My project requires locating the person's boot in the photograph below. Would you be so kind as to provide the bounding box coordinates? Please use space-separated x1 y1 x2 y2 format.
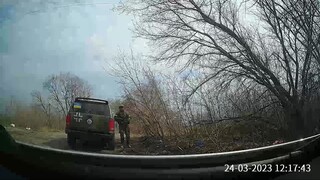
126 139 131 148
120 135 125 149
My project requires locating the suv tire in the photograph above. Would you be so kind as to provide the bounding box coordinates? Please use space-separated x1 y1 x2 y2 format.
67 134 76 149
107 135 115 150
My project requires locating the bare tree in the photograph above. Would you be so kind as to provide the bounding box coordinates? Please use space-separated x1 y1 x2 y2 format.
42 72 92 117
118 0 320 139
4 96 19 116
31 91 52 127
109 52 184 140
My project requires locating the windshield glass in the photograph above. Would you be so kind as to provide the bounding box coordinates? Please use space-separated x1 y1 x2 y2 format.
73 101 110 116
1 0 319 156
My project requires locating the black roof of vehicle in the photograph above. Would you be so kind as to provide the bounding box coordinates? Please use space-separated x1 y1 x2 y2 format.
75 97 108 104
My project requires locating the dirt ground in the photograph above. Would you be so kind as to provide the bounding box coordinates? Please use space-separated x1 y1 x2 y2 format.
5 127 168 155
5 126 278 155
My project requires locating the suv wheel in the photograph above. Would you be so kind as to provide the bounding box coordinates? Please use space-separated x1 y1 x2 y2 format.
107 135 115 150
67 134 76 149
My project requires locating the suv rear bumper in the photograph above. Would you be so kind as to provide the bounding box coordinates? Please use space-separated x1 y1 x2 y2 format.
66 129 114 142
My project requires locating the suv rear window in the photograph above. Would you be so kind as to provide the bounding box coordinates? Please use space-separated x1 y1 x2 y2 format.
72 101 110 116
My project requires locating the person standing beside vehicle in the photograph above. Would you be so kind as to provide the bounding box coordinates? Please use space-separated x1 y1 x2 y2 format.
114 105 131 148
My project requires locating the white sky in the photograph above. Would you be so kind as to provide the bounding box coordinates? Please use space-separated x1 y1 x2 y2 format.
0 0 152 111
0 0 261 112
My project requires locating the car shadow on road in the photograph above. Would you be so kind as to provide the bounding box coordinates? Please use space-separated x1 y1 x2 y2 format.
43 138 108 153
43 138 69 150
42 136 144 154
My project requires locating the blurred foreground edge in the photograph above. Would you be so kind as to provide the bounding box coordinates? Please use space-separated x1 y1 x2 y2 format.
0 125 320 180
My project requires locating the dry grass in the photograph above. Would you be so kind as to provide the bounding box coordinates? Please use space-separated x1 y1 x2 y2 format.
10 107 64 130
4 120 284 155
6 126 66 146
3 104 286 155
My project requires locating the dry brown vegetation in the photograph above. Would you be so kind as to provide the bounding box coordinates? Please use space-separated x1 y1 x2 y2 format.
4 104 64 130
115 0 320 142
107 52 292 153
2 0 320 154
2 72 92 131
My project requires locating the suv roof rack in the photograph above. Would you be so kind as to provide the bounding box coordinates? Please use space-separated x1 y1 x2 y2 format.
75 97 108 104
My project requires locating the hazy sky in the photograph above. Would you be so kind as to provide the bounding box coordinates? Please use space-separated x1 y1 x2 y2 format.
0 0 151 111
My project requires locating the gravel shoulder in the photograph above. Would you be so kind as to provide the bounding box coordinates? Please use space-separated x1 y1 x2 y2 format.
5 127 143 155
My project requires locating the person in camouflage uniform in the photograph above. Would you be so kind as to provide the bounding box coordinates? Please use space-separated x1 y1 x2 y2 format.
114 105 131 148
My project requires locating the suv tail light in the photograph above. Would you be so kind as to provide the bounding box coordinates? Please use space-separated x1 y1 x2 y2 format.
66 114 71 127
109 118 115 133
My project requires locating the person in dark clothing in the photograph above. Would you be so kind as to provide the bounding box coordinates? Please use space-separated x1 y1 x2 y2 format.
114 105 131 148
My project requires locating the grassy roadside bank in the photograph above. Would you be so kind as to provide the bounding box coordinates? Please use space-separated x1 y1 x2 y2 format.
5 127 66 147
3 124 284 155
4 126 144 155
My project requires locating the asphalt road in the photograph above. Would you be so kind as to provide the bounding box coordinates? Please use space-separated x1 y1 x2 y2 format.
2 127 320 179
6 127 143 155
42 133 143 154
